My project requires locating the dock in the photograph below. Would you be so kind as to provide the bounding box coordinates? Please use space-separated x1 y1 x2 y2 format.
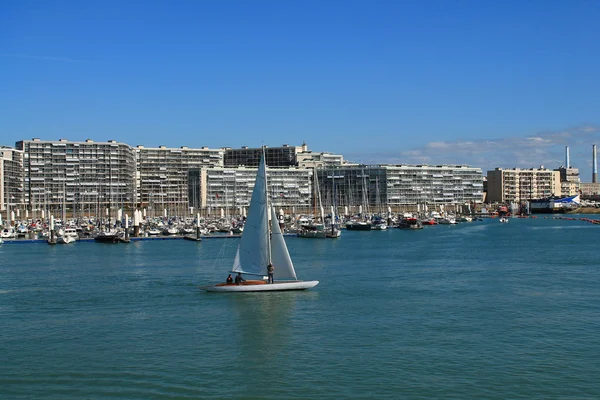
0 234 243 244
1 232 302 245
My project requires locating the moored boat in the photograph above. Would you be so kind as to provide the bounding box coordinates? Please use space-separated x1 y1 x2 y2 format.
1 227 16 239
297 223 327 239
326 224 342 238
94 230 121 243
371 218 387 230
57 234 76 244
345 220 372 230
396 217 423 229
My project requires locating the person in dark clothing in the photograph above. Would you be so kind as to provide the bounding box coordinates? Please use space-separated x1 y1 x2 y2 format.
267 263 275 284
235 272 245 285
226 274 233 284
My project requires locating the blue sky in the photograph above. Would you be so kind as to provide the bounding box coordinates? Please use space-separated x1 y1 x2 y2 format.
2 0 600 178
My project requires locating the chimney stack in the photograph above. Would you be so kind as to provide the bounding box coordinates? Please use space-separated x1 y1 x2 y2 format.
565 146 570 169
593 144 598 183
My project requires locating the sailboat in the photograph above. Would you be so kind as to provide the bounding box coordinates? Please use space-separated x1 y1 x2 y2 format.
203 151 319 292
297 167 327 239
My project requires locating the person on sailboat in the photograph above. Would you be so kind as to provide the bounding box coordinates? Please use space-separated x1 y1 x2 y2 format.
235 272 245 285
226 274 233 284
267 263 275 284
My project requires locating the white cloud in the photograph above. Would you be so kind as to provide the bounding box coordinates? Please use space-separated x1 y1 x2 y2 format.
345 125 600 174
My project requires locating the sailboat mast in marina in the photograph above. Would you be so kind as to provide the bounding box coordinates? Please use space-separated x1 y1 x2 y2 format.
203 149 319 292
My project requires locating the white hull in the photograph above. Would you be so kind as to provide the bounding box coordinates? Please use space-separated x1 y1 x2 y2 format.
57 235 76 244
1 229 15 239
204 280 319 292
326 229 341 238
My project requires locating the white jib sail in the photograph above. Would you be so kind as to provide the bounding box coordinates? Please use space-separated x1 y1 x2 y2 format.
270 206 297 281
231 155 270 276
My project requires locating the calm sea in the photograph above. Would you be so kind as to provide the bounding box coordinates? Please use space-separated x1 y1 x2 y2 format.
1 217 599 399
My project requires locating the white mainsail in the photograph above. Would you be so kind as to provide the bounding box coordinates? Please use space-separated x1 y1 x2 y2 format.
231 154 270 276
204 149 319 292
270 206 297 280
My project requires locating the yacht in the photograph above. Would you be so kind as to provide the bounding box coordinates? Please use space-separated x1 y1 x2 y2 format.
56 234 76 244
1 227 16 239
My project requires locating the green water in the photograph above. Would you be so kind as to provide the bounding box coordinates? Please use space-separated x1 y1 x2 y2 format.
1 217 599 399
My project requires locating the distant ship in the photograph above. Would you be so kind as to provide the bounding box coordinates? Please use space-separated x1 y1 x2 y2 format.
529 195 580 214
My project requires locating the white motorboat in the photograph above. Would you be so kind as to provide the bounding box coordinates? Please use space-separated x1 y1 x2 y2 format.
1 227 16 239
56 234 76 244
163 227 179 235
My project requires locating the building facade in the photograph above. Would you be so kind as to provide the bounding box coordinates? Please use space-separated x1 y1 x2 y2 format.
188 166 313 215
16 138 136 216
580 182 600 197
6 137 485 219
223 144 306 167
556 167 581 197
0 147 24 215
486 167 561 203
317 164 484 213
136 145 224 216
296 151 349 168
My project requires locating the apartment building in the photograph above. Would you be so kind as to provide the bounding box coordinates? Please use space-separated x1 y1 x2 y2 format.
16 138 136 215
188 166 312 214
580 182 600 197
486 167 561 203
136 145 224 215
223 144 304 167
7 137 486 218
557 167 581 197
316 164 484 212
0 147 24 215
296 151 349 168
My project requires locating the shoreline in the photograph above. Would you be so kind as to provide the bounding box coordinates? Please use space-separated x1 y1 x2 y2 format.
567 207 600 214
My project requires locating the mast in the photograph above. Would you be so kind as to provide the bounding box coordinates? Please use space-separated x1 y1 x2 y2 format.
62 180 66 223
332 171 336 222
313 167 324 223
362 169 369 217
331 171 336 233
263 147 272 265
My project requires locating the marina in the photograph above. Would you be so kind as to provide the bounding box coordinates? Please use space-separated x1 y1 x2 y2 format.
2 212 600 245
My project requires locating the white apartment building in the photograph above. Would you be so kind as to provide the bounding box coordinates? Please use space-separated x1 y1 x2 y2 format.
557 167 581 196
486 167 561 203
16 138 136 216
1 147 24 216
136 145 224 215
188 166 313 215
580 182 600 196
297 151 349 168
9 137 486 218
316 164 484 212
